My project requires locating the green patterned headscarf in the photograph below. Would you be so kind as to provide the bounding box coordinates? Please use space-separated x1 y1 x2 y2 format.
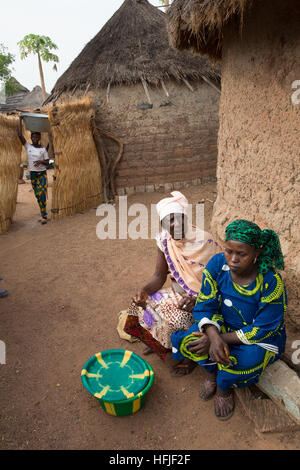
225 219 284 274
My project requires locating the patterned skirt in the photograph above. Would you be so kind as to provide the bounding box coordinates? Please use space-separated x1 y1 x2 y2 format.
30 170 47 218
124 288 194 360
171 322 286 390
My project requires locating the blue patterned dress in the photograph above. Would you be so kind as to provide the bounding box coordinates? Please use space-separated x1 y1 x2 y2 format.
171 253 287 390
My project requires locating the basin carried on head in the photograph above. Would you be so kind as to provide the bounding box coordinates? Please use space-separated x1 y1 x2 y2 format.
20 112 50 133
81 349 155 416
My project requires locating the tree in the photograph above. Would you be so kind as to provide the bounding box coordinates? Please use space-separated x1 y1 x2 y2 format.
18 34 59 101
0 43 19 97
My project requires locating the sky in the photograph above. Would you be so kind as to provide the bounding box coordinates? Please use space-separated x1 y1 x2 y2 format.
1 0 165 94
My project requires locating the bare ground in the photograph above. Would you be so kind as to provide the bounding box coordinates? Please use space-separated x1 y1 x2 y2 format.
0 174 299 450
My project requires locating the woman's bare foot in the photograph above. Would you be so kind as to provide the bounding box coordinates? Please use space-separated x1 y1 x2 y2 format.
214 387 235 420
170 358 197 377
199 376 217 400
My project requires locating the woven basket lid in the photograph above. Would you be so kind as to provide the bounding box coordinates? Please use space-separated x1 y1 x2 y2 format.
81 349 151 402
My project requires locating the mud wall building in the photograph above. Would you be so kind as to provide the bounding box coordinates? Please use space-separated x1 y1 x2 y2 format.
168 0 300 327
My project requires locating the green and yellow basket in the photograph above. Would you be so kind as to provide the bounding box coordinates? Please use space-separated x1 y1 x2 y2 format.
81 349 155 416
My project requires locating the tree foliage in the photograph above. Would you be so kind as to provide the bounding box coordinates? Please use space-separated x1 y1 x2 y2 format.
18 34 59 69
18 34 59 100
0 43 19 96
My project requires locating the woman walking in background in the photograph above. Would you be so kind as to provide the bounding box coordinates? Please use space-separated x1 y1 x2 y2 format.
18 116 49 224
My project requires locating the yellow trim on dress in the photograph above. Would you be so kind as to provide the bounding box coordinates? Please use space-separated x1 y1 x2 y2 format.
232 273 263 297
196 269 218 302
261 273 284 304
218 350 275 375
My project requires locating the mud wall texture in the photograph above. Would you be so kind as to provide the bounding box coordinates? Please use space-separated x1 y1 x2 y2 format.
211 0 300 327
91 79 219 193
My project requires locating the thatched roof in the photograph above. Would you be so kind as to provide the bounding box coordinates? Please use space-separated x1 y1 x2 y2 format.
167 0 252 60
22 86 47 109
0 78 30 113
50 0 220 98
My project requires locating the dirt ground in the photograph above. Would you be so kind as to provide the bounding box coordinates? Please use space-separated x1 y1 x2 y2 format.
0 173 299 450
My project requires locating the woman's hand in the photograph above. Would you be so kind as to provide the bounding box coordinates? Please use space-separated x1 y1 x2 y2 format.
178 295 195 312
34 160 44 167
187 332 210 355
132 289 148 308
208 334 231 365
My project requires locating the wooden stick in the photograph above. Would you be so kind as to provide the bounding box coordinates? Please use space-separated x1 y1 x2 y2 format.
160 79 169 97
41 95 51 106
106 82 111 103
96 127 124 198
201 75 221 94
84 82 91 96
102 146 112 186
182 78 194 92
71 85 78 96
56 89 63 101
91 119 108 202
141 78 152 105
42 91 56 106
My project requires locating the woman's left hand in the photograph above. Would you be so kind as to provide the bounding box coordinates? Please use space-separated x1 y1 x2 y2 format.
178 295 195 312
188 332 210 355
34 160 44 167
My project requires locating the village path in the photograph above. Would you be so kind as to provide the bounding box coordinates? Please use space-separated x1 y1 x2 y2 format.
0 177 299 451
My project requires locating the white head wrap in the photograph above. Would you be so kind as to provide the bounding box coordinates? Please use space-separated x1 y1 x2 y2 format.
156 191 189 221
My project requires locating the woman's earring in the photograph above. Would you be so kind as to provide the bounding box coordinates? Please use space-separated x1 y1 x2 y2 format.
253 257 257 264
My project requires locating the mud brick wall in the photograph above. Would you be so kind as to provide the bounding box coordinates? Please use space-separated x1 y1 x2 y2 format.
211 0 300 328
92 79 219 193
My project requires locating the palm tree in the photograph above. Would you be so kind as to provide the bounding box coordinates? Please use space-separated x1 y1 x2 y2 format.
18 34 59 101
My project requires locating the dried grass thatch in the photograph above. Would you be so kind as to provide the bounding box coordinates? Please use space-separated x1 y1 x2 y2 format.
0 115 22 234
49 0 220 99
167 0 253 59
48 97 103 220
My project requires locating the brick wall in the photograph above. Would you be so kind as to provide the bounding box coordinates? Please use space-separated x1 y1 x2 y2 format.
92 79 219 194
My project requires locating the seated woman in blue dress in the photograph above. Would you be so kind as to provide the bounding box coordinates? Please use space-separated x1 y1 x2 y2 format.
171 219 287 421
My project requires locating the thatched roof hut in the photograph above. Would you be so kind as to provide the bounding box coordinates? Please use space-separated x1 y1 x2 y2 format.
49 0 220 97
47 0 221 194
22 85 47 109
0 78 29 113
167 0 300 329
0 80 47 113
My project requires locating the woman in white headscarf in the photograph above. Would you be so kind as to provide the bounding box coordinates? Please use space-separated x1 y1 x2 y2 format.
123 191 221 376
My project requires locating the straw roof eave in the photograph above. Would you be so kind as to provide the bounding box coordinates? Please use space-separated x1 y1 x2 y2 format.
167 0 253 60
